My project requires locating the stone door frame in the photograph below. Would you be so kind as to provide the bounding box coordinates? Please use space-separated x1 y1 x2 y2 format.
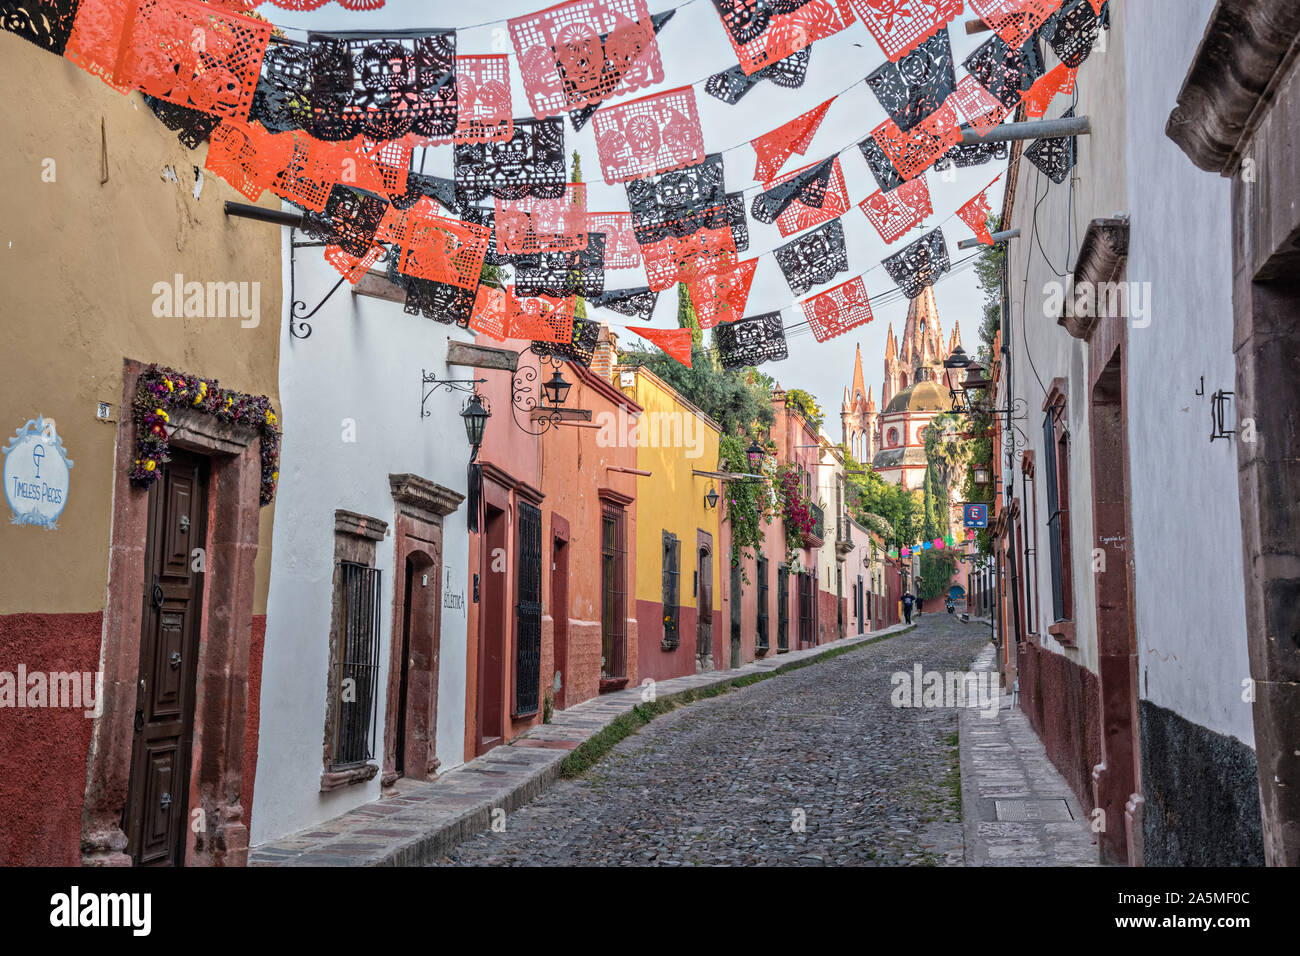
381 474 463 789
83 358 265 866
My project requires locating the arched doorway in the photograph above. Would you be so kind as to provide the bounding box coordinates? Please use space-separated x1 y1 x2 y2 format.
696 532 713 671
385 473 461 782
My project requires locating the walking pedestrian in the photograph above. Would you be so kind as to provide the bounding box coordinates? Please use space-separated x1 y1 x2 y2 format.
916 596 924 617
902 590 915 624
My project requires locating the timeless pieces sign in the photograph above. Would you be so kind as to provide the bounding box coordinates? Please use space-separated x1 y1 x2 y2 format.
3 417 72 530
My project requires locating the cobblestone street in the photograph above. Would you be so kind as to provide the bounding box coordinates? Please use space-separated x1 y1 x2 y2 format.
439 614 991 866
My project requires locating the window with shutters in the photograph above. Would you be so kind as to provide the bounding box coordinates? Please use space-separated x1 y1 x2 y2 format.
756 555 769 653
514 500 542 717
661 530 680 650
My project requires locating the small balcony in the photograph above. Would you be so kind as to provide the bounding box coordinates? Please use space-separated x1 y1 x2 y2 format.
803 502 825 549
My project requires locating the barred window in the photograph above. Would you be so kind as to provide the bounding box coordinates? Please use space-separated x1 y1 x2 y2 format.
333 561 381 767
756 555 769 653
514 501 543 717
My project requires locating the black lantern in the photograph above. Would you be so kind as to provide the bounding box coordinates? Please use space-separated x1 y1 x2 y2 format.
461 393 490 461
542 368 572 407
973 464 991 486
943 345 971 411
746 438 764 465
705 486 720 510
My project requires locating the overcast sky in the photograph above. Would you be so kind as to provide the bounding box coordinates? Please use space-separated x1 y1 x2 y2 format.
266 0 1010 436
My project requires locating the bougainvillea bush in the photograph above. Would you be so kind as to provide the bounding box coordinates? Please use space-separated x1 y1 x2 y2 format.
775 464 815 562
130 364 281 505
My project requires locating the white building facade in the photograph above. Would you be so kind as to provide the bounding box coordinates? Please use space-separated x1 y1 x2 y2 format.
996 0 1259 865
250 233 475 847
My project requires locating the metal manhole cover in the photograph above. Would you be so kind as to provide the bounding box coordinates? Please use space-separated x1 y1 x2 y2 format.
994 799 1074 822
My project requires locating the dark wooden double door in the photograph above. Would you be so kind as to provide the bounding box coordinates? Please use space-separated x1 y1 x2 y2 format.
124 450 208 866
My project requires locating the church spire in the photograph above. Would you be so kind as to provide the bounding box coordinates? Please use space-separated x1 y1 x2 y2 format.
851 343 866 405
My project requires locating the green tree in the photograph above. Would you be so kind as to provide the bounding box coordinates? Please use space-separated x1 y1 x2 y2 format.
620 345 775 439
570 150 587 321
973 213 1004 363
841 447 919 551
784 388 824 432
677 281 701 347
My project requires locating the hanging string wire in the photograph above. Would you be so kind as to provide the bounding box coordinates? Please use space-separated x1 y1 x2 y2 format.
593 139 1038 347
612 246 986 361
266 1 896 176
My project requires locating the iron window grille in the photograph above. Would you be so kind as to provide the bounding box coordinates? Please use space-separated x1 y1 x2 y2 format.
334 561 381 768
514 500 543 717
756 555 769 653
777 563 790 652
601 505 627 680
662 531 681 650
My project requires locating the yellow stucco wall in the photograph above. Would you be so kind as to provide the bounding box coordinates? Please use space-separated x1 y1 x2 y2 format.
0 45 282 614
617 367 721 607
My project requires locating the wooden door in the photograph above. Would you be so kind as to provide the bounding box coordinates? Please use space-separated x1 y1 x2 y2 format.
729 562 742 668
125 449 208 867
477 504 507 755
695 538 712 670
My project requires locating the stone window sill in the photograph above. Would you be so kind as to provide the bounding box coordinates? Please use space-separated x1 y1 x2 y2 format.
1047 621 1077 648
599 677 629 693
320 762 379 793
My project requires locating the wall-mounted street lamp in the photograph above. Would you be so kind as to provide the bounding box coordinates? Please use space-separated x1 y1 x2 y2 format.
746 438 765 465
511 354 590 435
542 367 572 407
705 486 720 510
973 464 992 486
461 392 491 462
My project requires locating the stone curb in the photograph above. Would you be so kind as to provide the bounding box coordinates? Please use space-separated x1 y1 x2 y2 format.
251 621 916 867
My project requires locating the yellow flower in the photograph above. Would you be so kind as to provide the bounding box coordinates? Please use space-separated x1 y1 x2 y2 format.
164 378 174 392
145 460 156 471
271 471 279 481
156 409 169 422
265 410 277 425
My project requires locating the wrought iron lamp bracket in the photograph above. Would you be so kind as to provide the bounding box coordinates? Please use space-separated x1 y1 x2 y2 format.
511 354 567 436
422 370 488 420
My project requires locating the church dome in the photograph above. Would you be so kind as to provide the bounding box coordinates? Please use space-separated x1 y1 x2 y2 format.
884 379 948 415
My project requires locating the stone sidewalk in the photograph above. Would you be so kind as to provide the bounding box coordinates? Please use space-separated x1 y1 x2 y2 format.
958 642 1100 866
250 622 915 867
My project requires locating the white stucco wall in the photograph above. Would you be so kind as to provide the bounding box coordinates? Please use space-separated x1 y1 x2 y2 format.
1123 0 1252 746
250 232 475 846
1002 5 1130 675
